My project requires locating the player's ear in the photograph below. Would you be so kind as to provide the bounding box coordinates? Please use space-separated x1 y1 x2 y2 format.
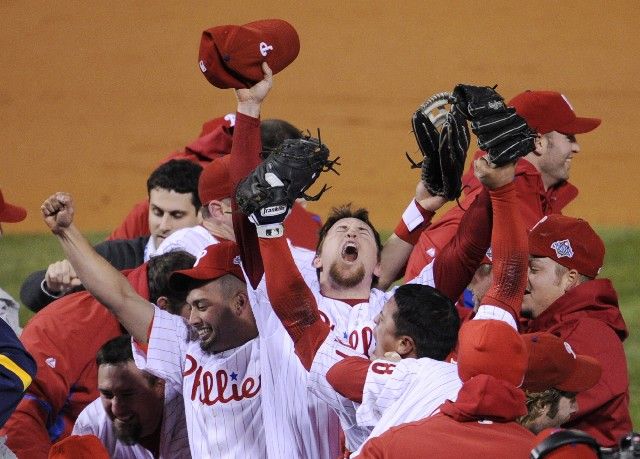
233 291 249 315
312 255 323 269
397 335 415 358
532 133 546 156
561 268 580 292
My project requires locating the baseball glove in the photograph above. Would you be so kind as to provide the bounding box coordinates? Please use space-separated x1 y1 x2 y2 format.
236 132 339 218
452 84 536 166
409 92 470 201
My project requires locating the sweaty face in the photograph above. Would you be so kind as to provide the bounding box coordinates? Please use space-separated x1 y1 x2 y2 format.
522 257 568 319
371 297 400 360
186 279 236 354
315 218 380 289
537 132 580 189
148 188 200 248
98 361 164 445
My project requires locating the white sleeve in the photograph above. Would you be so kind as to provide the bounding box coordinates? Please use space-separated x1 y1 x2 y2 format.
132 305 191 394
474 305 518 330
356 358 418 427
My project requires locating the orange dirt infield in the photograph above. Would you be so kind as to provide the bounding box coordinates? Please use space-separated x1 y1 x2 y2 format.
2 1 639 233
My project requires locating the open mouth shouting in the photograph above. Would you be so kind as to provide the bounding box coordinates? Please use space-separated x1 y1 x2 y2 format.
341 241 359 263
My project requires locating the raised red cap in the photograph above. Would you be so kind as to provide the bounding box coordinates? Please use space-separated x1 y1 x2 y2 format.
170 241 243 291
522 332 602 393
0 189 27 223
198 155 233 204
48 434 110 459
508 91 601 135
199 19 300 89
529 214 605 278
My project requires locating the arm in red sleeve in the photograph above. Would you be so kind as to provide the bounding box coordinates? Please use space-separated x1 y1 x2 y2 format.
259 236 330 370
325 356 371 403
481 181 527 320
433 188 492 301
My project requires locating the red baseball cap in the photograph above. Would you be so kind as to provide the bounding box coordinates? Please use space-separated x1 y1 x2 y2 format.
170 241 243 291
0 189 27 223
198 155 233 204
529 215 605 278
198 19 300 89
508 91 601 135
522 332 602 393
48 434 109 459
456 320 527 387
530 428 600 459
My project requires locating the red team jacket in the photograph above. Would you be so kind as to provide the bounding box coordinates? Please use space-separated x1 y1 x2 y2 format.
358 375 534 458
405 151 579 279
523 279 632 447
0 265 150 459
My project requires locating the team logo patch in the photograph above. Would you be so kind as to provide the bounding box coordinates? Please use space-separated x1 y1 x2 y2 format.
233 255 241 265
199 59 207 73
193 248 208 267
45 357 57 368
259 42 274 57
485 247 493 261
550 239 574 259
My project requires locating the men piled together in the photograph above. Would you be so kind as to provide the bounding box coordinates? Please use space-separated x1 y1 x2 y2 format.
0 18 633 459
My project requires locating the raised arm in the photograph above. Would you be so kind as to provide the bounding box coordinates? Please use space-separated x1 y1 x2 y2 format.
41 192 153 342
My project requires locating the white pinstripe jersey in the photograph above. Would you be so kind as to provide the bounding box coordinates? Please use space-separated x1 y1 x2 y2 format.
132 307 264 459
349 305 519 457
247 246 342 459
72 384 190 458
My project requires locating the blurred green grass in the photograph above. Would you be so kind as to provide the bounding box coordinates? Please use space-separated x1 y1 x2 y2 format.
1 228 638 427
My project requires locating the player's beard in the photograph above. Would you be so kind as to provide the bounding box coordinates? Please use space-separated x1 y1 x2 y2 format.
114 417 142 445
198 327 217 354
329 261 365 288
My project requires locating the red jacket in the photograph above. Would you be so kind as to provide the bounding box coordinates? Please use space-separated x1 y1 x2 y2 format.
0 265 149 459
405 151 578 279
358 375 534 458
523 279 631 447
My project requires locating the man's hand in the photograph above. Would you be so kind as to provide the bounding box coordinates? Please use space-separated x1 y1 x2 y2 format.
44 259 81 294
415 181 447 213
235 62 273 117
473 156 516 190
41 192 74 234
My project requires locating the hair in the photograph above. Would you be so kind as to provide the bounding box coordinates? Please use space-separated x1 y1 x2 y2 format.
147 250 196 313
392 284 460 360
260 119 302 159
97 335 158 385
146 159 203 210
518 388 577 431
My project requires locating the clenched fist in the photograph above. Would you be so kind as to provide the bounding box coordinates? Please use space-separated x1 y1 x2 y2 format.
41 192 75 234
473 156 516 190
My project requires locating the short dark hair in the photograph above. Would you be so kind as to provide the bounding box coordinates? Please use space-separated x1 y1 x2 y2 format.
146 159 203 210
97 335 158 385
147 251 196 314
97 334 134 366
317 204 383 256
392 284 460 360
260 119 302 159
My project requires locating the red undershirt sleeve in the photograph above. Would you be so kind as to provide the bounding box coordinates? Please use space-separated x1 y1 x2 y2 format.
433 189 492 301
481 181 527 320
228 113 265 289
325 356 371 403
259 237 330 370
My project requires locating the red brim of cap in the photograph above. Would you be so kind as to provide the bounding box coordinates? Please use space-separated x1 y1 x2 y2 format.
558 116 601 135
170 266 225 292
555 354 602 393
0 202 27 223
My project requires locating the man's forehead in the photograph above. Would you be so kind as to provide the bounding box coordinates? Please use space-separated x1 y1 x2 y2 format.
149 188 195 208
98 361 139 384
330 217 374 233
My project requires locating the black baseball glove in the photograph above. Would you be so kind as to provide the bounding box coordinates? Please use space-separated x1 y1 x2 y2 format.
236 133 339 236
452 84 537 166
409 92 470 201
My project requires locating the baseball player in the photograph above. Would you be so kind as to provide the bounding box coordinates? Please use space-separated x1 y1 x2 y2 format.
73 335 190 458
41 193 266 458
394 90 601 287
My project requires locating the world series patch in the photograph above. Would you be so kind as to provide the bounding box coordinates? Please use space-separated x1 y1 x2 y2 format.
550 239 574 258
